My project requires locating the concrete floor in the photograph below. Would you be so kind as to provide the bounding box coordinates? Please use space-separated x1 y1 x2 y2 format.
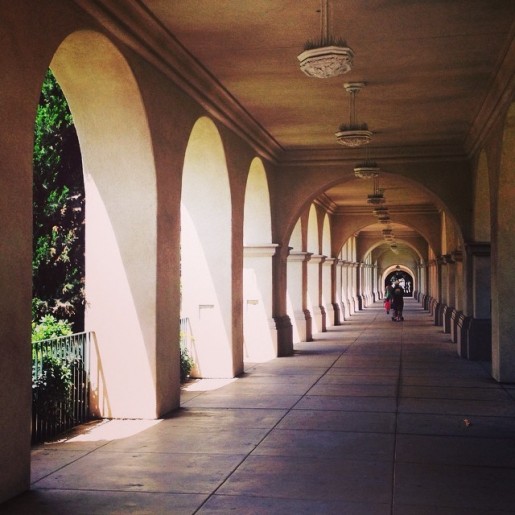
2 298 515 514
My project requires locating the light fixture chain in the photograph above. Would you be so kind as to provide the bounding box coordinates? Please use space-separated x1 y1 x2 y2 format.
321 0 329 43
350 89 356 126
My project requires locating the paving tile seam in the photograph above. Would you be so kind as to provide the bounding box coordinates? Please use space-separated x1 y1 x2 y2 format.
205 492 392 506
250 453 396 464
292 407 398 414
30 440 114 487
269 427 396 435
393 459 515 472
192 315 383 513
33 485 216 495
82 450 262 456
395 431 515 441
392 501 515 512
391 310 405 515
191 390 309 511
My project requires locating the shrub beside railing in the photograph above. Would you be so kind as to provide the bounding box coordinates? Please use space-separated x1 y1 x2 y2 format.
32 332 91 444
179 318 195 381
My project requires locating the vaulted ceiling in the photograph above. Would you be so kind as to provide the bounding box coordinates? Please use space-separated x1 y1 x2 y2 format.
106 1 514 246
141 0 514 156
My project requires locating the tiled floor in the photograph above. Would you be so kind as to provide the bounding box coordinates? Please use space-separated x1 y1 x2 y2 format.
2 299 515 514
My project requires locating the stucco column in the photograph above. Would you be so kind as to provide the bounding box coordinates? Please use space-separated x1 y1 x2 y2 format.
323 257 335 327
345 262 355 315
466 243 492 361
351 262 360 311
307 254 325 334
372 264 379 301
287 251 312 343
432 257 444 325
419 262 428 297
356 262 363 309
450 251 463 343
273 244 293 357
244 244 279 362
441 256 450 306
441 254 456 333
0 71 33 502
333 259 344 324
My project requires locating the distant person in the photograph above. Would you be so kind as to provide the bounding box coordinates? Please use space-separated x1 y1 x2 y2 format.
391 280 404 321
384 283 393 314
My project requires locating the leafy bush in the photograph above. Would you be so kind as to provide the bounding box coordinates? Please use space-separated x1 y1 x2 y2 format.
32 355 73 421
32 314 73 342
32 315 75 424
180 344 194 382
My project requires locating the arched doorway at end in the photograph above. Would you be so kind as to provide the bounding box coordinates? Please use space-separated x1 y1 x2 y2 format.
384 268 414 297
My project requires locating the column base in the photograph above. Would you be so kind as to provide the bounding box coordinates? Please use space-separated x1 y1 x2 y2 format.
467 318 492 361
433 302 443 326
274 315 293 356
456 314 471 357
332 302 342 325
304 309 313 342
443 305 453 334
450 309 462 343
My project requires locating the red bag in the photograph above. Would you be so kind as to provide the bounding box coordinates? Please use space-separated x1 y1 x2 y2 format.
384 299 391 311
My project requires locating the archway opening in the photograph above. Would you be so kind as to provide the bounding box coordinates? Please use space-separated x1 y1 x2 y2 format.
385 268 414 297
51 30 160 419
243 158 277 362
181 117 234 378
31 68 86 443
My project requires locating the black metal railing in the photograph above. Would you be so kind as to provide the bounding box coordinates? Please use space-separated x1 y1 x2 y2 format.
32 332 92 444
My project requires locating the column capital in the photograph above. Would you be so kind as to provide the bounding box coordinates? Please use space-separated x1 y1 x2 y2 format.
440 253 455 264
287 251 312 262
308 254 325 264
465 241 491 257
451 250 463 263
244 243 279 258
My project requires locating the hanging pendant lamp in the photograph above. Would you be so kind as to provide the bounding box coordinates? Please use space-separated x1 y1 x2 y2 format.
335 82 372 147
297 0 354 78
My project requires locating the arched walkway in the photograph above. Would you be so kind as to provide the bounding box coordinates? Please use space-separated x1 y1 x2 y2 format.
8 298 515 512
181 117 234 378
51 31 163 419
243 158 277 362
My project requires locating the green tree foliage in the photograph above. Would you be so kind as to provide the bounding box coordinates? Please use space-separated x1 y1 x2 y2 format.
33 69 85 331
31 314 73 342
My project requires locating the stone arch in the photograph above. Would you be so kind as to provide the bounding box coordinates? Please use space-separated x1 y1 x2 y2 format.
181 116 233 378
287 218 305 343
338 223 434 264
339 236 358 315
244 158 272 244
441 211 448 254
306 205 322 334
363 238 424 263
51 30 162 418
306 204 319 254
322 214 331 256
321 213 333 325
382 265 416 295
243 158 277 361
279 171 463 254
474 150 491 241
289 218 302 250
